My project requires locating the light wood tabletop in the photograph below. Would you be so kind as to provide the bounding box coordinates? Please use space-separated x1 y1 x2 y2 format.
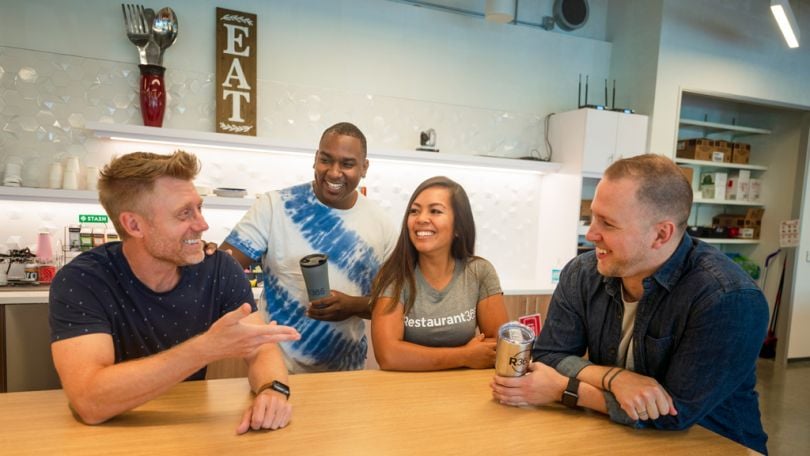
0 368 754 455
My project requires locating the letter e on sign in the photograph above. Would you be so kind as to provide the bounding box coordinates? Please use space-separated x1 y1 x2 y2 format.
216 8 257 136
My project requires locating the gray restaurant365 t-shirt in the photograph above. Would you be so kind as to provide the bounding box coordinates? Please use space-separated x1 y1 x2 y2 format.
392 258 502 347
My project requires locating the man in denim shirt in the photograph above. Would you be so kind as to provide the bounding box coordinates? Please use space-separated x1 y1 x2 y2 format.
491 154 768 454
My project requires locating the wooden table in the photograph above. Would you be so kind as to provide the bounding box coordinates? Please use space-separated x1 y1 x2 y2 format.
0 369 753 455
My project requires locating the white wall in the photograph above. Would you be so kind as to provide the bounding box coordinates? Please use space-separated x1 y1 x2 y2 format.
646 0 810 359
606 0 663 119
649 0 810 157
785 115 810 360
0 0 612 154
1 0 610 291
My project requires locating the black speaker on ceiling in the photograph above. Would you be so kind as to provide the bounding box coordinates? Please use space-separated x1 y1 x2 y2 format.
554 0 589 31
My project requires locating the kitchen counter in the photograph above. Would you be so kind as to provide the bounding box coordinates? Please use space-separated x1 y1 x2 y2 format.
0 285 51 305
0 283 553 392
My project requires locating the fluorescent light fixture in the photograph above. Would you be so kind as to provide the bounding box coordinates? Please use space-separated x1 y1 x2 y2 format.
771 0 800 48
485 0 515 24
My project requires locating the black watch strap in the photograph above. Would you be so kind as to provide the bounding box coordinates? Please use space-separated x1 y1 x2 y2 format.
561 377 580 408
256 380 290 399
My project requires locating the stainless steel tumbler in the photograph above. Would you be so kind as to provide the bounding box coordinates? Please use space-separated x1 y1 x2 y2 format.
300 253 330 301
495 322 535 377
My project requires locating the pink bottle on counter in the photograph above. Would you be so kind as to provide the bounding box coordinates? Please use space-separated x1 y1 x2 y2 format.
36 231 57 284
36 231 54 263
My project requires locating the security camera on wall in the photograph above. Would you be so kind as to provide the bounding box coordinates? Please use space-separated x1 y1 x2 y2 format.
542 0 589 31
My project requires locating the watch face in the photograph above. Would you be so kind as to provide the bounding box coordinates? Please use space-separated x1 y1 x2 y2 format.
562 390 578 407
271 380 290 398
562 377 580 408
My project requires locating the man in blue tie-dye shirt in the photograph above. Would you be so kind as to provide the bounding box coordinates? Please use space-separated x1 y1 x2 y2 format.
221 122 397 372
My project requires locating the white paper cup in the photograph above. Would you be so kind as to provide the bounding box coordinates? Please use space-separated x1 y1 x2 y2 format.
49 163 64 189
65 156 80 173
86 166 99 191
62 170 79 190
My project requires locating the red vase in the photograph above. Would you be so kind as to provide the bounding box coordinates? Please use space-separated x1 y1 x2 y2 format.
139 64 166 127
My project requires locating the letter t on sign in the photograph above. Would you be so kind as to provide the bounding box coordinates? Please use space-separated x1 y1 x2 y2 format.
216 8 257 135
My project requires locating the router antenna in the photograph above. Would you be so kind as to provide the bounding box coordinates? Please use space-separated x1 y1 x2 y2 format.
612 79 616 110
604 79 608 107
585 75 589 106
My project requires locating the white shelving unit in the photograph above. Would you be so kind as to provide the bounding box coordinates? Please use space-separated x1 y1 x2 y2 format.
674 158 767 172
1 123 563 210
678 118 772 137
0 186 255 209
86 122 563 175
695 238 760 245
692 197 765 207
677 95 772 247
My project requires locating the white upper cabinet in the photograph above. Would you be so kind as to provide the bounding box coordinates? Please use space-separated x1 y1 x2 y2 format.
548 108 649 177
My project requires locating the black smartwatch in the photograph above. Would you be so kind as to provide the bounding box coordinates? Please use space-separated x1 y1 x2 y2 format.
257 380 290 399
561 377 580 408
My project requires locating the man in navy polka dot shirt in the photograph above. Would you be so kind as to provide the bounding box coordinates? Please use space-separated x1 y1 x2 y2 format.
49 150 300 434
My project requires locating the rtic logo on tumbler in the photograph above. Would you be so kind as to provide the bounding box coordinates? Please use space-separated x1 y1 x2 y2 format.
299 253 330 302
495 322 535 377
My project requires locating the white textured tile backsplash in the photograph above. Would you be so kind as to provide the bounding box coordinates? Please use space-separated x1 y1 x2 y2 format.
0 46 578 291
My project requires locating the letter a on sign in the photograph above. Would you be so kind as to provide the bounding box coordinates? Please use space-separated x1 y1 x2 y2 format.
216 8 257 135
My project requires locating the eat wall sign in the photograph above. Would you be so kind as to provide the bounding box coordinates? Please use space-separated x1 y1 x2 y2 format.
216 8 257 135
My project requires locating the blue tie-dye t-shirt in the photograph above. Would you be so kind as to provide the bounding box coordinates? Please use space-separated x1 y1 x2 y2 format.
225 182 396 372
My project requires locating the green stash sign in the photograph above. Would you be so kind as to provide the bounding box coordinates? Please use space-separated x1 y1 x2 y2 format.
79 214 109 223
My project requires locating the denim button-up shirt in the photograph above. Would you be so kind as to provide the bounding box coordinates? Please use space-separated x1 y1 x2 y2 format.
534 234 768 454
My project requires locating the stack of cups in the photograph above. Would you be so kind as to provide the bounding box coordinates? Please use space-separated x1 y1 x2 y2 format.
62 156 80 190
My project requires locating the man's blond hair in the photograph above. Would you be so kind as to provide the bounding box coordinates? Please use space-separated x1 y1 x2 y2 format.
98 150 200 239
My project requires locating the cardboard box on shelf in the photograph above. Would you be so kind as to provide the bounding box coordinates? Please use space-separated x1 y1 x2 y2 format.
713 213 745 229
677 138 731 162
731 142 751 164
712 208 764 239
699 171 727 200
715 140 732 157
678 166 694 186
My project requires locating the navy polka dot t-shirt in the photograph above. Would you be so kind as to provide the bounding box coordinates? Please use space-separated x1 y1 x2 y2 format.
49 242 256 381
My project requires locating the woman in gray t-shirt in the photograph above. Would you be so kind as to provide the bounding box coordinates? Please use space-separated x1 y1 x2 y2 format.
369 176 508 371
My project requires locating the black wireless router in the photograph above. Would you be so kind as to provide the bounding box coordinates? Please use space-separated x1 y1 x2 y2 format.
577 75 634 114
